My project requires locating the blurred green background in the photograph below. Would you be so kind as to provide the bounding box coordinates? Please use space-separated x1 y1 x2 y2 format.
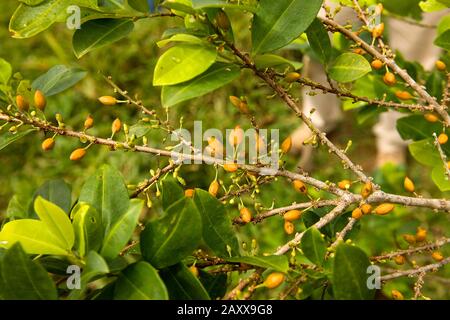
0 1 449 299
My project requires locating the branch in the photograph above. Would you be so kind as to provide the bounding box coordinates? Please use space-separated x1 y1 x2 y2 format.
130 162 177 198
380 257 450 281
433 133 450 181
330 217 357 249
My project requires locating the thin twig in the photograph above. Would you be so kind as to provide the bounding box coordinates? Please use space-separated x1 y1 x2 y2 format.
380 257 450 281
433 133 450 181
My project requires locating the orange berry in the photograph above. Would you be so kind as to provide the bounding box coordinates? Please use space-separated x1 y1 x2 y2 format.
112 118 122 134
415 227 427 242
424 113 439 123
395 91 412 100
404 176 415 193
41 138 55 151
432 251 444 262
438 133 448 145
229 125 243 146
361 204 372 215
394 255 405 265
240 207 252 224
391 290 404 300
383 71 396 86
263 272 285 289
207 137 224 157
338 180 351 190
402 234 416 245
374 203 394 215
372 22 385 38
361 182 373 198
223 163 238 173
281 136 292 154
284 72 301 83
352 207 363 220
185 189 195 198
208 180 220 197
353 48 366 55
189 265 199 277
436 60 447 71
371 59 383 70
70 148 86 161
16 95 29 112
293 180 307 193
34 90 46 111
229 95 241 108
98 96 117 106
284 220 295 235
84 115 94 130
283 210 302 221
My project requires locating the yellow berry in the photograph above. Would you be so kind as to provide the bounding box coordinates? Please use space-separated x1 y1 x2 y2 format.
84 115 94 130
372 22 385 38
361 204 372 215
436 60 447 71
415 227 427 242
432 251 444 262
285 72 301 83
284 220 295 235
394 255 405 265
263 272 285 289
438 133 448 145
189 265 199 277
208 180 220 197
424 113 439 123
403 234 416 245
41 138 55 151
395 91 412 100
293 180 307 193
240 207 252 224
283 210 302 222
374 203 394 215
404 176 415 193
16 95 29 112
338 179 351 190
229 125 243 146
361 182 373 198
352 207 363 220
99 96 117 106
70 148 86 161
371 59 383 70
223 163 238 173
34 90 46 111
112 118 122 134
391 290 404 300
383 71 396 86
185 189 195 198
281 136 292 154
207 137 224 157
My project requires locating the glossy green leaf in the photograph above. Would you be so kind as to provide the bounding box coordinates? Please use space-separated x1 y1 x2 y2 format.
409 139 441 167
141 198 202 268
162 63 240 107
329 53 371 83
306 18 333 65
0 128 37 152
160 263 210 300
397 115 442 141
161 179 185 210
72 203 103 258
79 164 130 236
73 19 134 58
34 196 74 250
300 227 326 266
100 199 143 260
226 255 289 273
432 165 450 191
0 58 12 85
254 54 303 70
157 33 205 48
199 271 227 299
193 189 239 257
435 29 450 50
7 194 30 219
128 0 150 12
420 0 448 12
191 0 257 11
332 244 375 300
29 179 72 216
0 219 69 256
32 65 87 96
252 0 323 54
153 44 217 86
0 243 57 300
114 262 168 300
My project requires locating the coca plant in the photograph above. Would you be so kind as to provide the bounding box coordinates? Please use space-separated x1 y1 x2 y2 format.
0 0 450 300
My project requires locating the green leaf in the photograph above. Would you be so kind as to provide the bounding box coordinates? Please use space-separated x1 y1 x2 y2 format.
0 128 37 151
306 18 333 65
420 0 448 12
435 29 450 50
160 263 210 300
68 251 109 299
29 179 72 216
162 63 240 107
100 199 143 260
72 203 103 258
34 196 74 251
161 179 185 210
157 33 205 48
0 243 57 300
0 58 12 85
301 227 326 266
432 165 450 191
254 54 303 70
153 44 217 86
73 19 134 58
409 139 441 167
226 255 289 273
7 194 30 219
329 53 371 83
114 262 168 300
397 115 442 141
193 189 239 257
0 220 69 256
32 65 87 96
199 271 227 299
141 198 202 268
128 0 150 12
191 0 257 11
332 244 375 300
79 164 130 236
252 0 323 54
